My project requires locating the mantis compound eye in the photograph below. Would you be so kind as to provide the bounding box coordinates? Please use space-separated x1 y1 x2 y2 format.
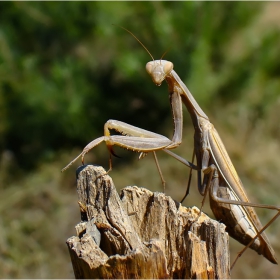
163 61 173 75
146 61 154 75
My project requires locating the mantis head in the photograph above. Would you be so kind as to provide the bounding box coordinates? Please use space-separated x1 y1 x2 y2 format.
115 26 173 86
146 60 174 86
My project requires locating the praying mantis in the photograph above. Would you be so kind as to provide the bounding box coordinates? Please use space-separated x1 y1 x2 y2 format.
62 28 280 267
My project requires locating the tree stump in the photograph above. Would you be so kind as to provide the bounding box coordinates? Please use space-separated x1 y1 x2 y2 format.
66 165 230 279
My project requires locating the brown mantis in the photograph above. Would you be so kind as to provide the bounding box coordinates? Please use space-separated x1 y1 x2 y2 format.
62 28 280 267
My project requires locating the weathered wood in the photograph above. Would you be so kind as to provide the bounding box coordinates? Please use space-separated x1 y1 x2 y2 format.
66 165 230 279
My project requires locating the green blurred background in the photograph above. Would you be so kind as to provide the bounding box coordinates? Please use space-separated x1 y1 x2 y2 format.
0 2 280 278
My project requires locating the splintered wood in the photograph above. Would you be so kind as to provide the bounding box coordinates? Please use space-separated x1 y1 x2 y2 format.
66 165 230 279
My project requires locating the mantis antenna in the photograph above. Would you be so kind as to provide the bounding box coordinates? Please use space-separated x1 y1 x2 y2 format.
115 25 171 64
160 48 170 62
114 25 154 61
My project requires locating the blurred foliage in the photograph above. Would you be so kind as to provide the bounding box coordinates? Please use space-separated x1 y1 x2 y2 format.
2 1 279 170
1 1 280 278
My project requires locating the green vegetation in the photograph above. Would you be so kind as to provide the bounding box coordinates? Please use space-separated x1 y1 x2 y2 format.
0 2 280 278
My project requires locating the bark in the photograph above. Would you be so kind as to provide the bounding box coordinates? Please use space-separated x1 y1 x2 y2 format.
66 165 230 279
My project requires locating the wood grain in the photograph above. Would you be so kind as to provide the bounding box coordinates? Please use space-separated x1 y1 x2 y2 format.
66 165 230 279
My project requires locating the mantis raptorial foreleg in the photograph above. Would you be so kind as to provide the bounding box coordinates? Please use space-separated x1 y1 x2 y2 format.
62 119 196 174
